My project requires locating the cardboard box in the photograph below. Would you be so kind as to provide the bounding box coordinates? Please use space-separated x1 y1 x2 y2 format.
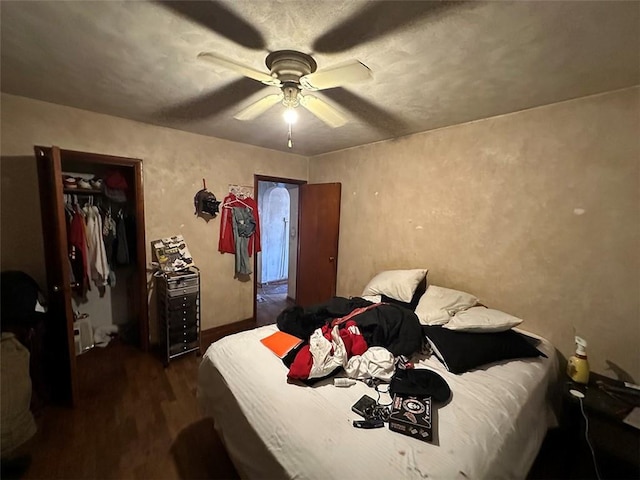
388 394 432 442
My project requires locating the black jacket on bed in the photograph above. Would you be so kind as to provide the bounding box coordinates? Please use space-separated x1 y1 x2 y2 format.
277 296 423 364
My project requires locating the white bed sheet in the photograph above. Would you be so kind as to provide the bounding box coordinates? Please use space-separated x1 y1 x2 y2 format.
198 324 558 480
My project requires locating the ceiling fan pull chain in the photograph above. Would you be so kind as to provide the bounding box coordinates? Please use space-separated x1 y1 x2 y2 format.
287 123 293 149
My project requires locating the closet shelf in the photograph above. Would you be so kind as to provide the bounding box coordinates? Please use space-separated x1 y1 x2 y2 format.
63 188 102 195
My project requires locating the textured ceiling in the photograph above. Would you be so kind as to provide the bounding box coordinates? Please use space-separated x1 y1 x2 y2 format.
1 1 638 156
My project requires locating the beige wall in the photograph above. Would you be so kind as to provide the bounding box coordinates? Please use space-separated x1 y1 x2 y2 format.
3 89 638 380
1 93 308 336
310 87 640 381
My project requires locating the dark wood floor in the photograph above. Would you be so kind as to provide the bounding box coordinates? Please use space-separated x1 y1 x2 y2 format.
9 341 239 480
7 283 293 479
256 282 294 327
5 299 601 480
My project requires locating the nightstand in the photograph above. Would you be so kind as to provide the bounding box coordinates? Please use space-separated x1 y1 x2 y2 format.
561 372 640 479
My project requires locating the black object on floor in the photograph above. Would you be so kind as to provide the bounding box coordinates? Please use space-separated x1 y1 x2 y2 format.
1 455 32 480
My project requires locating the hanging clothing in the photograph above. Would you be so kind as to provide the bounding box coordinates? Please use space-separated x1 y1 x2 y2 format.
68 207 90 296
84 205 110 288
78 208 92 289
232 207 255 276
115 212 130 265
233 207 256 237
67 257 76 286
218 193 261 255
67 212 83 293
102 210 117 266
124 213 137 264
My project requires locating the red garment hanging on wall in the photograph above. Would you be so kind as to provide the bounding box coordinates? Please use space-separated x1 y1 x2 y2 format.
218 193 261 255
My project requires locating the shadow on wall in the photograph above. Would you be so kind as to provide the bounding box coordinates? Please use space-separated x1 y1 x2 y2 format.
0 156 46 288
605 360 636 384
170 417 239 480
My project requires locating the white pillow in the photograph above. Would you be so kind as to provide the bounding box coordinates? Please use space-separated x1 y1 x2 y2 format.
360 294 382 304
415 285 478 325
361 269 427 303
443 306 522 332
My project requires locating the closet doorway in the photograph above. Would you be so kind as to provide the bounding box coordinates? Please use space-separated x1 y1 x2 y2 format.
254 176 304 326
35 146 147 406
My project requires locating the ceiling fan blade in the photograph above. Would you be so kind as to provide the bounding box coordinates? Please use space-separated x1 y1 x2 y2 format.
234 93 284 121
300 61 372 91
312 1 465 53
322 88 408 136
198 52 281 86
299 94 347 128
154 77 265 120
158 1 265 50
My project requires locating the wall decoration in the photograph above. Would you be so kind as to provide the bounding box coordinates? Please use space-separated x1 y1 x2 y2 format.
228 184 254 199
194 178 221 220
152 235 194 273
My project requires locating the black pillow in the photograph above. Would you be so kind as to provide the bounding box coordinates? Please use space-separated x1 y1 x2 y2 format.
422 326 546 374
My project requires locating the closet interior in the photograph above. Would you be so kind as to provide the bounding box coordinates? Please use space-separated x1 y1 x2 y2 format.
64 162 138 343
35 146 147 406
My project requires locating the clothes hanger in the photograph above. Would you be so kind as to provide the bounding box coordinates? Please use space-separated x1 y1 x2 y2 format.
227 184 254 202
64 194 74 216
72 195 85 215
222 195 252 210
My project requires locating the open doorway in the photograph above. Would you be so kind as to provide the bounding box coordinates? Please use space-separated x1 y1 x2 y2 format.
254 176 305 326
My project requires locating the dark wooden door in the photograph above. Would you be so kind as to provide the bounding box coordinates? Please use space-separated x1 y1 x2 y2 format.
35 146 78 405
34 146 148 406
295 183 341 307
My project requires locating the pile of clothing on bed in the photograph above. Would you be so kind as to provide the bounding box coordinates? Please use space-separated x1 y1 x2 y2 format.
277 268 548 384
277 296 424 384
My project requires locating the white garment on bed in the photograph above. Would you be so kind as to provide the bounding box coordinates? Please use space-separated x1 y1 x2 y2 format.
308 325 347 379
345 346 395 381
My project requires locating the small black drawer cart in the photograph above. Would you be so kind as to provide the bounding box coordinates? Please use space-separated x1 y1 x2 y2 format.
156 266 201 366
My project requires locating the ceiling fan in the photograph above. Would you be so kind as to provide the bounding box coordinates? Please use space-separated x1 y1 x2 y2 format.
197 49 373 128
158 1 466 144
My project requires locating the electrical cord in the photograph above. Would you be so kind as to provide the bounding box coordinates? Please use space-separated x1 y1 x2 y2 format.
577 396 602 480
371 383 392 421
374 383 393 406
360 379 392 421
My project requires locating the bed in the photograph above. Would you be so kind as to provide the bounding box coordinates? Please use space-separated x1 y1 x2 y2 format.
199 270 559 479
198 321 559 479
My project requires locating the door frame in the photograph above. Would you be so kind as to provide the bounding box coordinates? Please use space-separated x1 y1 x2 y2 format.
35 146 148 405
253 175 306 323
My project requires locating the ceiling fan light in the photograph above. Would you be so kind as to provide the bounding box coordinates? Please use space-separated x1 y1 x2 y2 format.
283 107 298 125
281 84 300 108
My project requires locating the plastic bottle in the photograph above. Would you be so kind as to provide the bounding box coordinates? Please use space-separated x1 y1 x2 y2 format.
333 378 356 387
566 336 590 384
